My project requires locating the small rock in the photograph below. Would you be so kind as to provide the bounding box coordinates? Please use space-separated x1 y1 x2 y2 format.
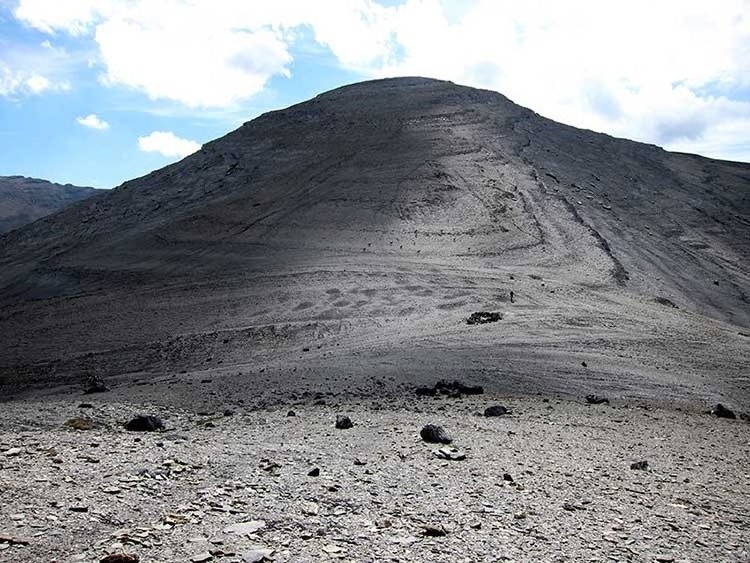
484 405 508 417
322 544 342 554
78 403 95 409
191 552 213 563
0 533 30 545
242 549 274 563
415 387 437 396
421 526 447 537
467 311 502 325
353 458 367 466
65 417 94 430
100 555 139 563
69 506 89 513
712 404 736 419
630 460 649 471
335 415 353 429
125 415 164 432
562 502 578 512
581 361 588 367
286 410 296 417
2 447 21 457
223 409 235 417
432 446 466 461
223 521 266 536
503 473 514 482
585 394 609 405
420 424 452 444
308 467 320 477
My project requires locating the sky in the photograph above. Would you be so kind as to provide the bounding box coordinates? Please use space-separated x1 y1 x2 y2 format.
0 0 749 189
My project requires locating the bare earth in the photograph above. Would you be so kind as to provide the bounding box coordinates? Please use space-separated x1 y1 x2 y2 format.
1 392 748 563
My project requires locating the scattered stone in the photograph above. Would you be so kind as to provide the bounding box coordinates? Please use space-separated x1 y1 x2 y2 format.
259 459 281 473
100 555 139 563
65 417 94 430
421 526 447 537
420 424 452 444
630 461 649 471
125 415 164 432
223 521 266 536
286 410 296 417
242 549 274 562
484 405 508 417
2 447 21 457
335 415 353 429
191 552 213 563
712 404 736 419
308 467 320 477
432 446 466 461
83 375 108 394
586 394 610 405
467 311 502 325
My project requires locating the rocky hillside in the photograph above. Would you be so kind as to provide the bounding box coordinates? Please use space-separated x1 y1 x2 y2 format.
0 78 748 409
0 176 98 234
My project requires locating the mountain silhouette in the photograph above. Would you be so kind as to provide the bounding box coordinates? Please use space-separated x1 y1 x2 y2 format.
0 175 98 235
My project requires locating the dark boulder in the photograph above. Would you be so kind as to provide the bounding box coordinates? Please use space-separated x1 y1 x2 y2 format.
484 405 508 417
712 404 736 419
125 415 164 432
420 424 452 444
335 415 353 429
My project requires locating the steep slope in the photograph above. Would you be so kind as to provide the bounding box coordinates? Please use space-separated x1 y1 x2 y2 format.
0 78 748 408
0 176 99 234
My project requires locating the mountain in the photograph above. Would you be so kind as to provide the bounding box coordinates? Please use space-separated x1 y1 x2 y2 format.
0 77 748 408
0 175 99 235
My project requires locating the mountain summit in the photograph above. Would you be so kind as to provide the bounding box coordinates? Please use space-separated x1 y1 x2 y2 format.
1 77 748 406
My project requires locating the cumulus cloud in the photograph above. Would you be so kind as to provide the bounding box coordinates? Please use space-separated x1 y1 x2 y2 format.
137 131 201 158
12 0 750 161
76 113 109 130
0 65 68 96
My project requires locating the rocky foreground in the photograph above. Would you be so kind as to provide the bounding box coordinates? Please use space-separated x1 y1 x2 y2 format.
1 391 748 563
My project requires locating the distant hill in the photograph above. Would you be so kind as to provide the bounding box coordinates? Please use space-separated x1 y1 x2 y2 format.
0 176 99 234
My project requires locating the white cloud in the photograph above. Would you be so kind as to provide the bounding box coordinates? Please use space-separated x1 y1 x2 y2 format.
76 113 109 130
12 0 750 161
137 131 201 158
0 65 65 96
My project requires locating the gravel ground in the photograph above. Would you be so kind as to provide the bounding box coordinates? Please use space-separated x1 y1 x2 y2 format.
1 393 748 563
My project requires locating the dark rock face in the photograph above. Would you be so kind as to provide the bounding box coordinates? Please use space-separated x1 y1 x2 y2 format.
420 424 452 444
125 415 164 432
466 312 502 325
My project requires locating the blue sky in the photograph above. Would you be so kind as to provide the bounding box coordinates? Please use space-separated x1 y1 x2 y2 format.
1 0 749 189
